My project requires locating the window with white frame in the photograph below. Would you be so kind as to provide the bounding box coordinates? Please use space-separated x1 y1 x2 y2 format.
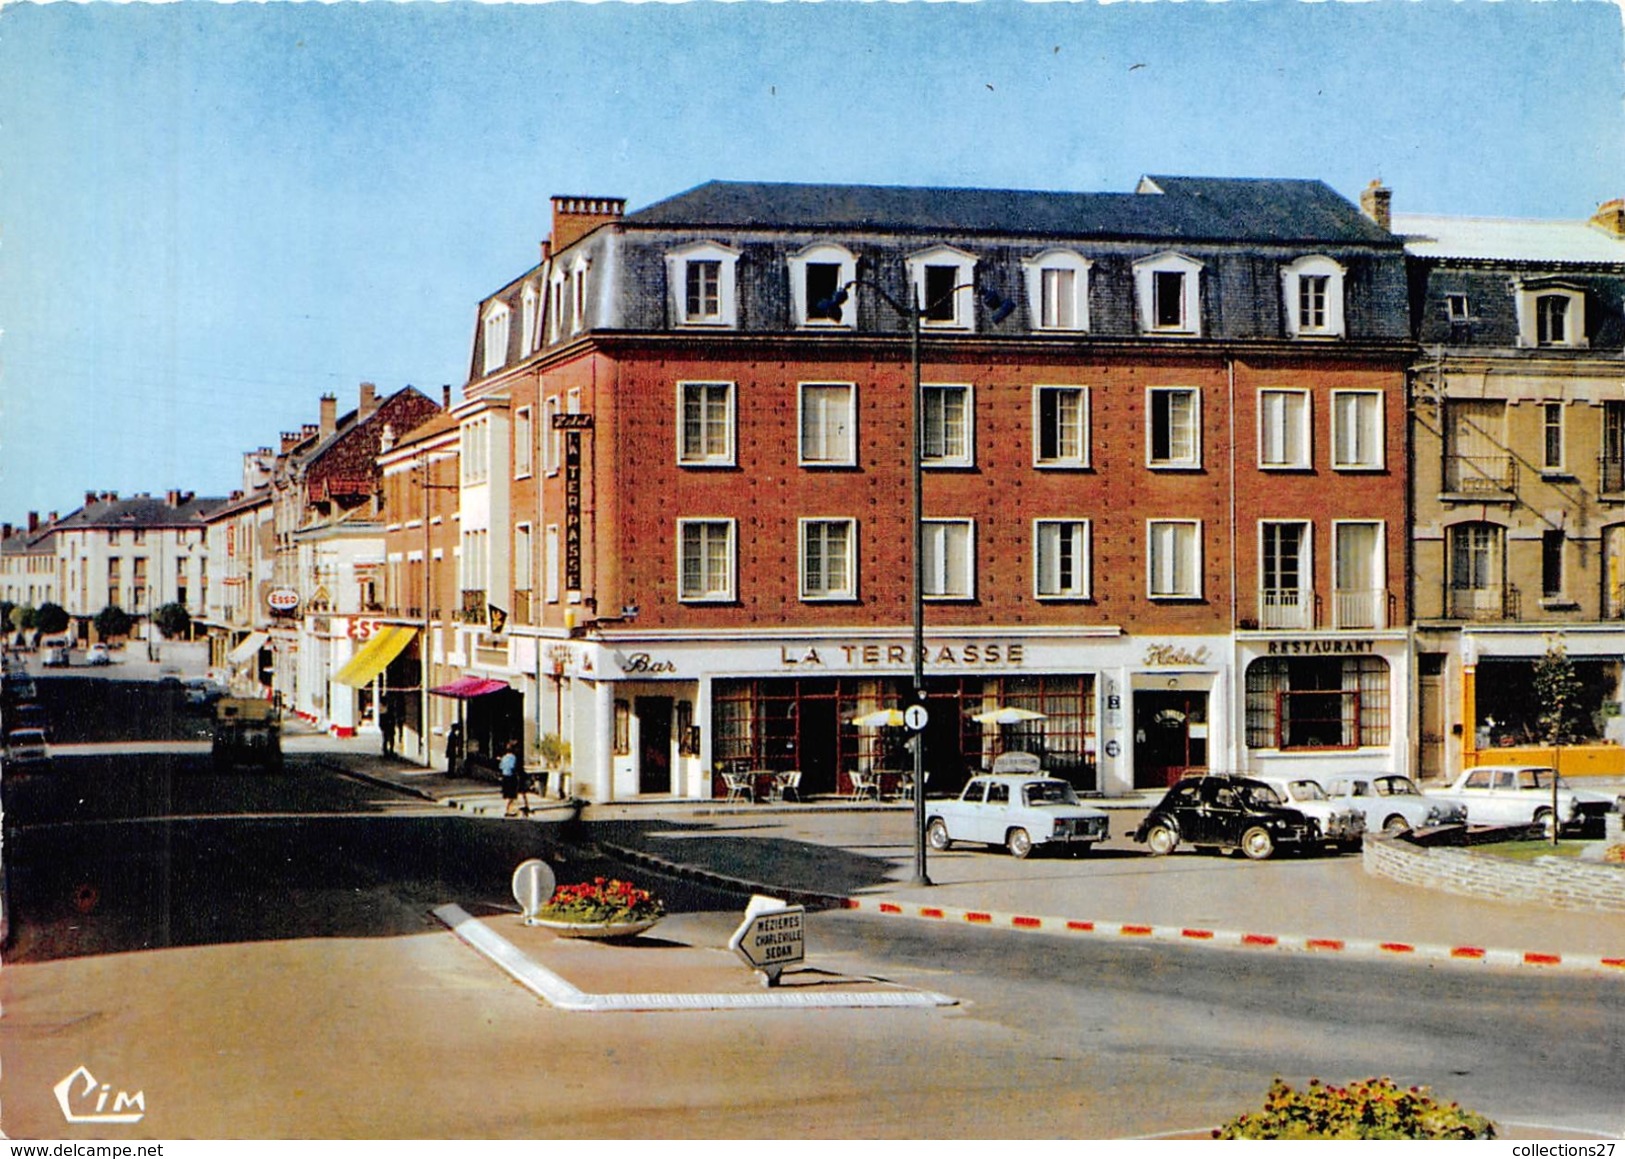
1133 253 1202 336
1446 293 1470 322
481 303 510 375
1331 390 1384 470
799 383 855 466
460 528 488 594
1023 250 1090 332
788 243 857 327
1516 283 1586 348
513 407 533 478
922 519 974 599
570 257 590 335
907 245 977 330
543 396 561 473
800 519 856 599
520 283 539 354
922 384 973 466
1035 519 1090 599
1542 402 1565 471
1333 520 1385 629
1281 255 1346 338
1258 389 1311 469
544 524 560 603
666 242 740 328
1148 519 1202 599
461 417 489 484
678 381 735 466
1147 388 1201 468
678 519 735 601
1034 386 1090 467
1260 520 1311 628
513 523 532 592
548 271 565 344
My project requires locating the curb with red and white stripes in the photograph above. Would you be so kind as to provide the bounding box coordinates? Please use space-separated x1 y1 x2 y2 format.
840 895 1625 976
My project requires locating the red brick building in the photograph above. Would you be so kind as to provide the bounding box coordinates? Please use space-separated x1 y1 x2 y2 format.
460 178 1413 800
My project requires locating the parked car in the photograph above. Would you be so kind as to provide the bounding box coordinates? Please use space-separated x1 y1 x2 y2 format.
40 646 70 668
4 727 50 768
184 678 226 708
926 771 1109 858
1431 765 1622 837
210 697 283 772
1322 773 1467 835
1134 775 1318 861
85 643 111 666
1247 774 1367 851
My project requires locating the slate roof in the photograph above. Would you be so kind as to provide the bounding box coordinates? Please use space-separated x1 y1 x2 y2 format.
623 176 1395 246
1394 213 1625 266
52 494 227 532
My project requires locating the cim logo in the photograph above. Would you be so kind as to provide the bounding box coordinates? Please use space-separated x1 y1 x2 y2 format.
54 1065 146 1124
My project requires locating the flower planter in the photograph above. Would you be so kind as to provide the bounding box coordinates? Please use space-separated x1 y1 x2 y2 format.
528 916 661 939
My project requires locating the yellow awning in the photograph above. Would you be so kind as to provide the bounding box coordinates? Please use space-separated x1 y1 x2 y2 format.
333 625 416 689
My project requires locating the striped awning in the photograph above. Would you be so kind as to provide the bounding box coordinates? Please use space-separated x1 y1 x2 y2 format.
332 625 416 689
227 631 270 665
429 675 511 699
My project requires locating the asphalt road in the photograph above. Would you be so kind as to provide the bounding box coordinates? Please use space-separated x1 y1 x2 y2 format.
4 673 1622 1138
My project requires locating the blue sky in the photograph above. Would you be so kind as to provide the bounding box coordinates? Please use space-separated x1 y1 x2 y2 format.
1 0 1621 522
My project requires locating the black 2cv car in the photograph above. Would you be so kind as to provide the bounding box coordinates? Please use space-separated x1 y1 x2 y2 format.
1133 775 1316 861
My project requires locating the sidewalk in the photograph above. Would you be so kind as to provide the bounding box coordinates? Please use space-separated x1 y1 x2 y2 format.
309 734 1625 975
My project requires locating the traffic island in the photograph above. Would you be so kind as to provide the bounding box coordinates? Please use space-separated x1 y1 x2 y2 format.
1363 834 1625 915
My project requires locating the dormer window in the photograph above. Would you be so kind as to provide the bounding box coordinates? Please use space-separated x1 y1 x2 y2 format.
1133 252 1202 336
548 269 565 344
666 241 740 328
520 283 539 354
788 243 857 327
481 302 511 375
1516 282 1586 348
1022 250 1091 332
569 256 591 336
906 245 977 330
1281 255 1346 338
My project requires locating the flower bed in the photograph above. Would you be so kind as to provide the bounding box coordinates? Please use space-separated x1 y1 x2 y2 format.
1216 1077 1496 1140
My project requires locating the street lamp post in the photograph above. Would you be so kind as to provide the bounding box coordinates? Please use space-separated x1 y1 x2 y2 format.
817 276 1013 888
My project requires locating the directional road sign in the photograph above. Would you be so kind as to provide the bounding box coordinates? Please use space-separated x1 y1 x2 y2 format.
904 704 930 732
729 895 805 985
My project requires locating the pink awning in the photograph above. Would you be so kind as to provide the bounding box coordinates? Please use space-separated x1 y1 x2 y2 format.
429 676 511 699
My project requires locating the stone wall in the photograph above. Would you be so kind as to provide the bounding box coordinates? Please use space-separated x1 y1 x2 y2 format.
1363 838 1625 914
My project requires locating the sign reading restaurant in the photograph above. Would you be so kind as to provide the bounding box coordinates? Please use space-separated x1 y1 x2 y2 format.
1265 638 1377 656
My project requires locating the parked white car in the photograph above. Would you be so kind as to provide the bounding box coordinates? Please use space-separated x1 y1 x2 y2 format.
927 772 1109 858
1248 774 1366 851
1322 773 1467 835
1432 765 1622 836
4 727 50 768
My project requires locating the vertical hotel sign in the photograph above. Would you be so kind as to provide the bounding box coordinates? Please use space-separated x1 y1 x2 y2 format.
552 412 594 595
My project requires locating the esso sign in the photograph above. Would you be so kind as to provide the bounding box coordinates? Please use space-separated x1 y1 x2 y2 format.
349 619 383 641
267 589 300 613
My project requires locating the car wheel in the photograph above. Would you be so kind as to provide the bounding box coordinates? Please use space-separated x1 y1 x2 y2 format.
927 818 952 852
1006 827 1034 859
1240 826 1276 861
1534 807 1557 840
1145 822 1179 856
1382 814 1411 837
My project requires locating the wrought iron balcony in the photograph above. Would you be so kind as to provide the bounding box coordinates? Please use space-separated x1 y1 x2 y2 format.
1446 583 1520 621
1333 587 1388 631
1259 588 1314 630
1444 453 1516 495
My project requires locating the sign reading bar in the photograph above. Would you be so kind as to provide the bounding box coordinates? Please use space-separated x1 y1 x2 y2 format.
729 895 805 987
564 431 583 593
551 412 595 430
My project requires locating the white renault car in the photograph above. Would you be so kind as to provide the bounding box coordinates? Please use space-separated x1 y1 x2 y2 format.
1322 773 1468 836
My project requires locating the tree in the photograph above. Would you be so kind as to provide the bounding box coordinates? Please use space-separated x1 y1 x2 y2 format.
9 604 35 634
1533 639 1585 845
152 602 191 640
34 602 69 635
94 605 133 641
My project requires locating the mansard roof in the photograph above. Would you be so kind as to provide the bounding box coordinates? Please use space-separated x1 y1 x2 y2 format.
622 175 1395 246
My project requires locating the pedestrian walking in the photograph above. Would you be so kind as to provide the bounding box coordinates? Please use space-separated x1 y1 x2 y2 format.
379 702 396 757
500 740 521 817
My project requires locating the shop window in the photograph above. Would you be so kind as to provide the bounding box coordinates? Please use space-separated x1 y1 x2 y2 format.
1474 657 1616 747
1245 656 1390 750
614 700 630 755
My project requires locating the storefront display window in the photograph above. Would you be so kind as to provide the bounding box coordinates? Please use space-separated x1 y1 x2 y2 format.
1473 657 1619 747
1245 656 1390 750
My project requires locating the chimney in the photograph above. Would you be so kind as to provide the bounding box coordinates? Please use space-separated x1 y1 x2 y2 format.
1 524 11 541
550 195 625 253
167 489 180 507
1591 198 1625 238
85 490 97 507
281 431 300 452
359 381 378 420
301 423 319 441
46 512 56 525
231 490 243 501
1360 179 1392 232
27 512 38 532
442 384 452 410
319 393 337 438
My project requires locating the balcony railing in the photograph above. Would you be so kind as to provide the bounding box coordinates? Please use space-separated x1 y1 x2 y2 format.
1259 588 1313 630
1333 587 1388 630
1445 453 1516 495
1447 583 1520 621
